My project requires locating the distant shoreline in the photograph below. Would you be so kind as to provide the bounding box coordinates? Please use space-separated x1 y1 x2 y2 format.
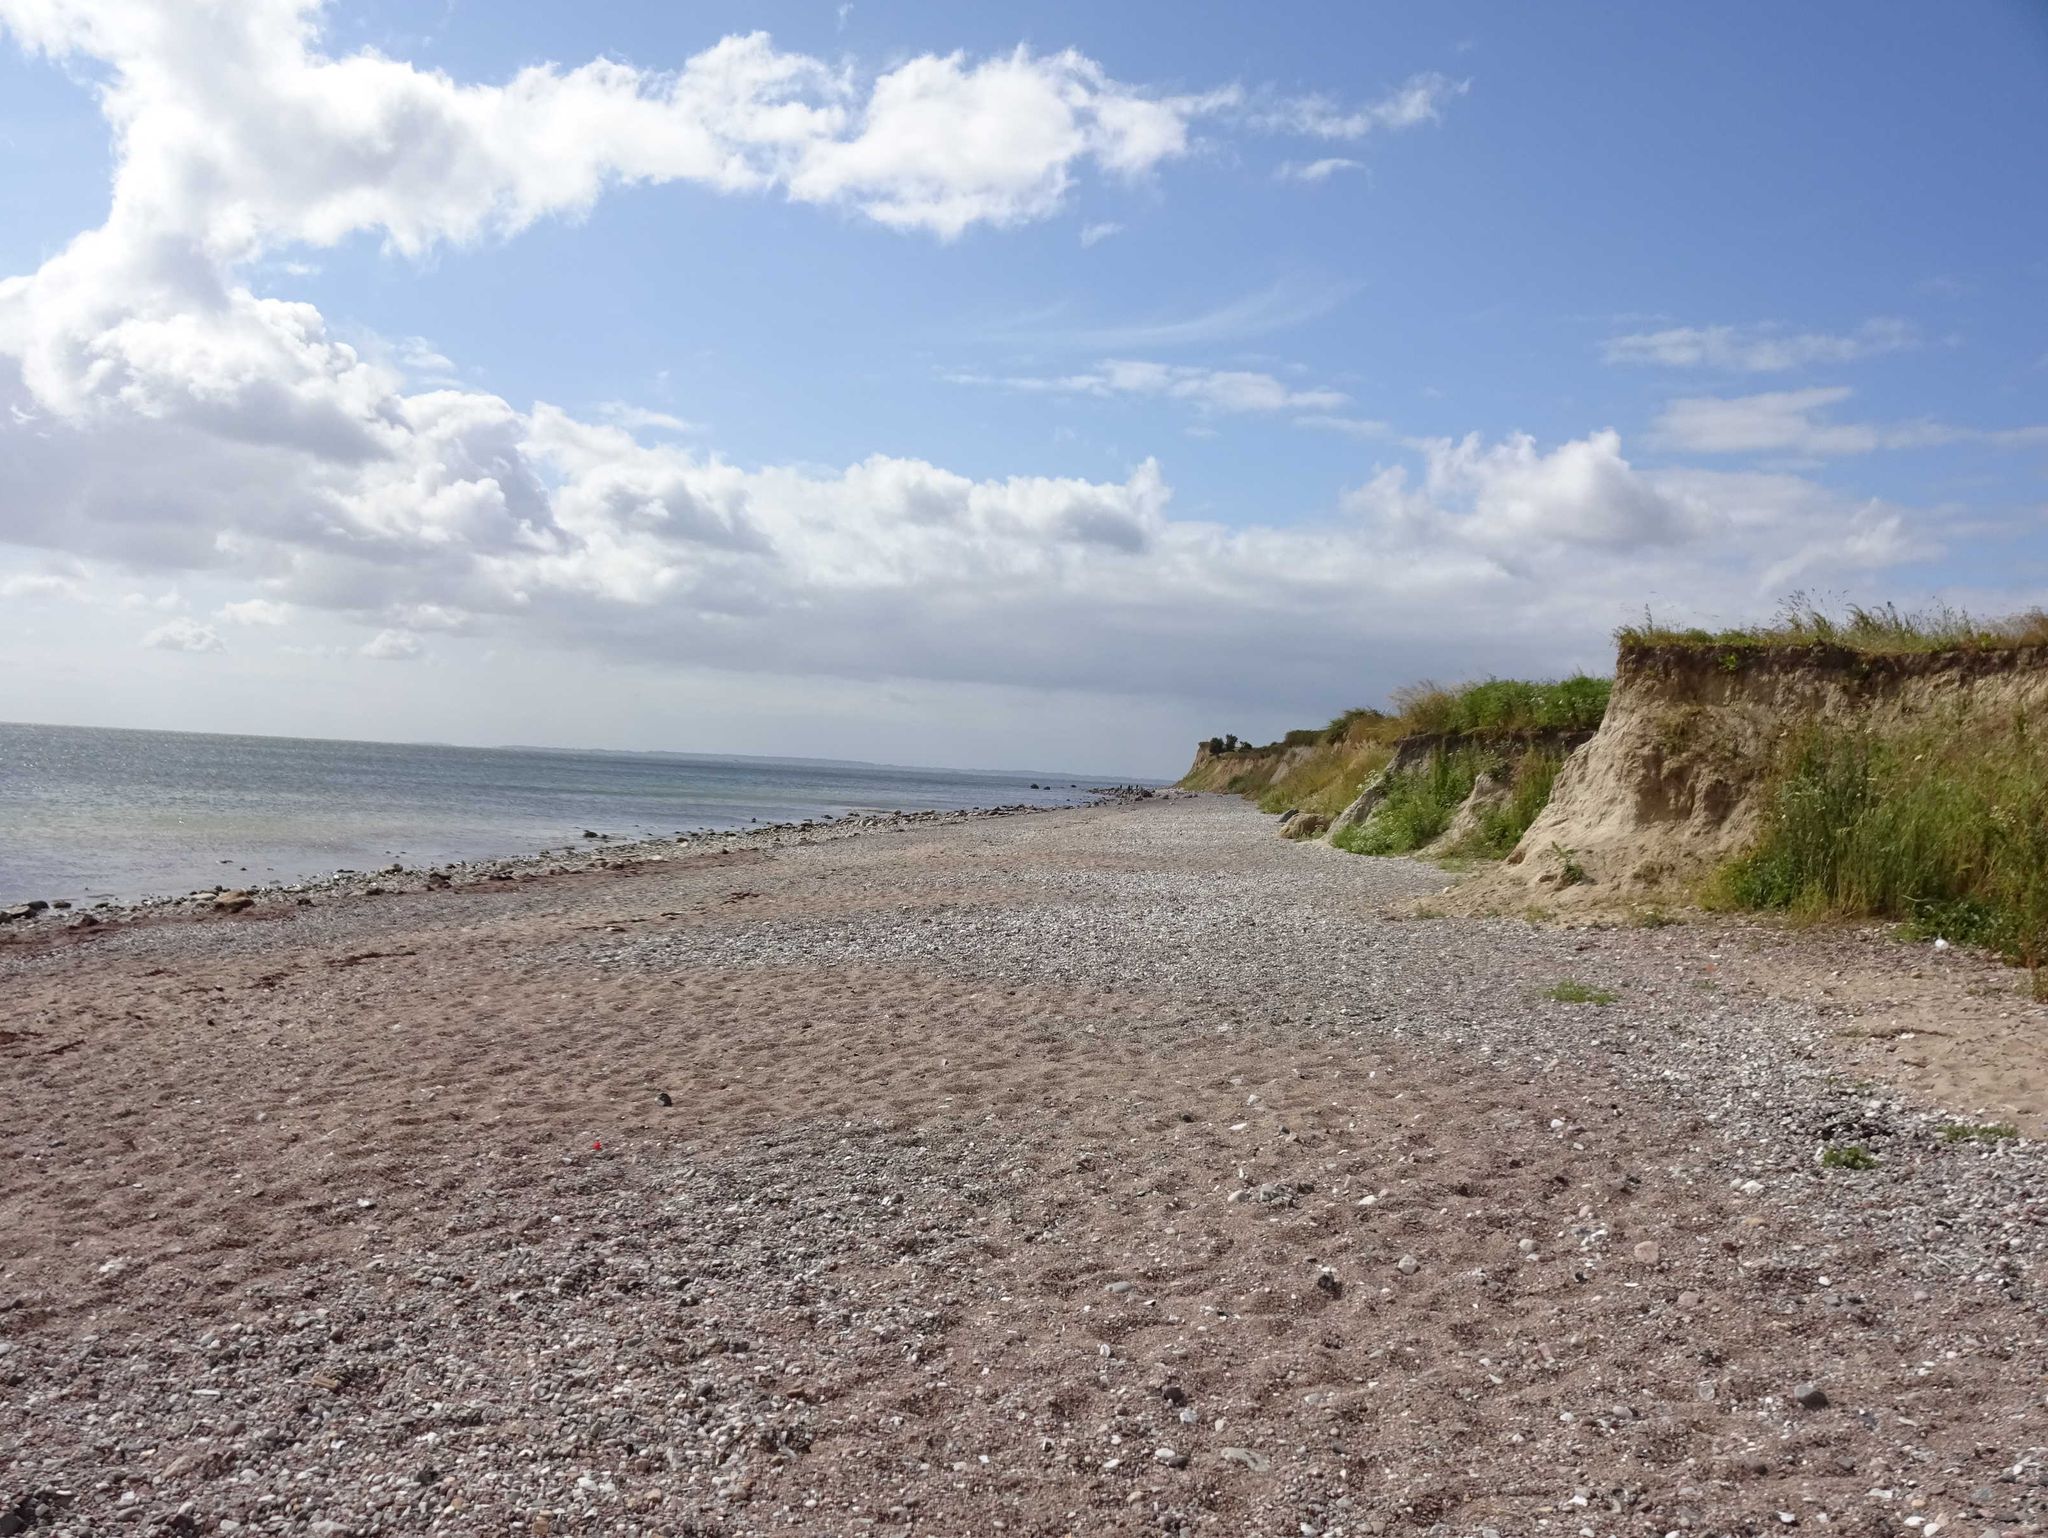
0 718 1169 909
0 785 1168 938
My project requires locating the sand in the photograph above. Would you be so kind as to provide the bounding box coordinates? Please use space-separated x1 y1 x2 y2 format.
3 797 2043 1536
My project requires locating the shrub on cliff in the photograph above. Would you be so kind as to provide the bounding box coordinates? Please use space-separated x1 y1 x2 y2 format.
1333 747 1494 854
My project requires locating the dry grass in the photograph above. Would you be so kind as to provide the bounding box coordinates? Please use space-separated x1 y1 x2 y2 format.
1619 596 2048 657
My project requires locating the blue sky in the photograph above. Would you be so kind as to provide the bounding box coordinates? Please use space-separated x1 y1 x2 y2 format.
0 2 2044 773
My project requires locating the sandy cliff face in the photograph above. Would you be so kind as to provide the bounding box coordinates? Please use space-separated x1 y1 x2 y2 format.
1475 642 2048 906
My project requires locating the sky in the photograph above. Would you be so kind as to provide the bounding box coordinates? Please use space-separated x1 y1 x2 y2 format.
0 2 2044 777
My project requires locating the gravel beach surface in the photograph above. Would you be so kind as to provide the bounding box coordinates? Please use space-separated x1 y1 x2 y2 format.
3 796 2043 1537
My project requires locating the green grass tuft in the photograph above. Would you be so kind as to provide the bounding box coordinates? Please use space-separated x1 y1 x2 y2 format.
1543 980 1618 1005
1940 1122 2019 1144
1820 1144 1879 1170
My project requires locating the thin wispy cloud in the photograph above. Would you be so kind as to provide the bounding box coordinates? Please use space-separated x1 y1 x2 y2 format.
1604 318 1917 373
1652 386 2048 457
1251 72 1469 138
599 403 705 435
1276 157 1364 184
950 358 1348 414
988 277 1359 351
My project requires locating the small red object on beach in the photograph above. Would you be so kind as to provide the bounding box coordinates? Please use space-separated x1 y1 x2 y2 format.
592 1139 603 1152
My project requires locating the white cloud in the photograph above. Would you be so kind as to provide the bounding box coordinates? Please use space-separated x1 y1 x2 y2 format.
952 358 1348 414
1256 73 1467 139
1078 221 1123 246
142 618 224 653
989 277 1358 351
0 6 1939 726
218 597 291 625
120 590 186 612
1603 318 1917 373
361 629 424 661
0 572 83 600
1346 429 1693 554
1276 157 1363 183
398 338 456 376
1295 414 1391 439
1651 386 2048 458
598 403 705 434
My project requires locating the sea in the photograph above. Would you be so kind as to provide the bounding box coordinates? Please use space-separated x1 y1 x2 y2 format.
0 720 1128 906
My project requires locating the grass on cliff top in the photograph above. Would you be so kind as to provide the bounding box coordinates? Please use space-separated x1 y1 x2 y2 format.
1619 597 2048 656
1211 674 1612 761
1391 675 1611 737
1715 714 2048 995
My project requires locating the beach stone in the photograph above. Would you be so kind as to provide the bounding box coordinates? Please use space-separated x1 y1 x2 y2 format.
0 906 32 924
213 891 255 914
1395 1254 1419 1275
1633 1241 1661 1264
1218 1447 1271 1472
1792 1383 1829 1410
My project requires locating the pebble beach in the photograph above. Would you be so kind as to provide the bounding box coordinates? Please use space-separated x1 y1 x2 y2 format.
3 795 2044 1536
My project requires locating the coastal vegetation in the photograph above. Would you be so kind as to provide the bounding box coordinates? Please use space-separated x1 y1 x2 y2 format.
1184 674 1608 857
1185 599 2048 992
1326 744 1567 858
1711 714 2048 992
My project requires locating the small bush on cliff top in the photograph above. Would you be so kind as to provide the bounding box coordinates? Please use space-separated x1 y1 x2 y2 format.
1719 715 2048 991
1619 596 2048 656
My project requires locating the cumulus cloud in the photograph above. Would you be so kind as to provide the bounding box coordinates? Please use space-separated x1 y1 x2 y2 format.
0 5 1937 717
1652 387 2048 458
142 618 224 652
360 629 424 661
1078 221 1123 247
951 359 1348 414
1603 318 1918 372
1344 430 1694 555
0 571 84 600
218 597 291 625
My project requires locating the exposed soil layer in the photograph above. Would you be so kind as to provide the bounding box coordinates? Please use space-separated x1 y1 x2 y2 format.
3 799 2043 1537
1472 643 2048 909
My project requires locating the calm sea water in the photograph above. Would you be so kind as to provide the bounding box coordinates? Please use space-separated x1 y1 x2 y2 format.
0 721 1119 905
